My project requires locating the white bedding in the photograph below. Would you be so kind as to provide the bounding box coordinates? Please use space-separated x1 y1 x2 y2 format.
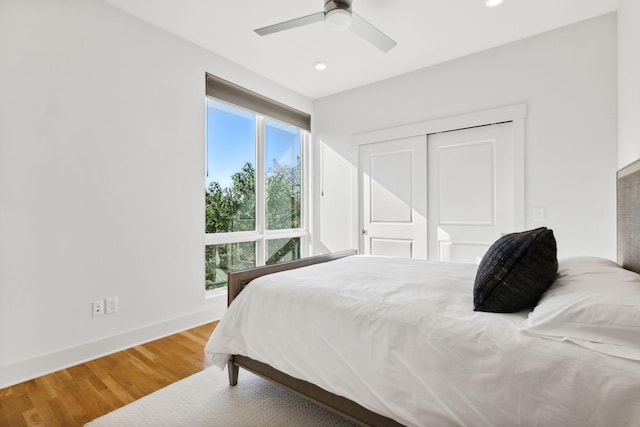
205 256 640 426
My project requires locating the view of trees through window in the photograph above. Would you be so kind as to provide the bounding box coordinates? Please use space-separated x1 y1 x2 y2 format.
205 98 304 290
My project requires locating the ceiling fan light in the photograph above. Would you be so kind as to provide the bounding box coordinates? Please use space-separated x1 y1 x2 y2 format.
325 8 352 31
484 0 504 7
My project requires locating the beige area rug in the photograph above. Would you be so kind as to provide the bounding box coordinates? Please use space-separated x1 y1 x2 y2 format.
85 367 357 426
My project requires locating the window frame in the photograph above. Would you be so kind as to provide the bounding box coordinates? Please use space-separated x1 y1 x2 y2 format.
204 103 310 296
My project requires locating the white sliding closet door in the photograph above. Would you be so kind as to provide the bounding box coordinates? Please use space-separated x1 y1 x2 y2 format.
427 122 515 263
359 136 427 258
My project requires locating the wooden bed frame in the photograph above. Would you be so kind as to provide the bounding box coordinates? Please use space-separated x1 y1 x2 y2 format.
223 159 640 427
226 249 403 426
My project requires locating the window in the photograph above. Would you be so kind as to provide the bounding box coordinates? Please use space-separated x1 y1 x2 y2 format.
204 75 310 292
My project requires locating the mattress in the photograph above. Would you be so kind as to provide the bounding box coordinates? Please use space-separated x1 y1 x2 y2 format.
205 255 640 426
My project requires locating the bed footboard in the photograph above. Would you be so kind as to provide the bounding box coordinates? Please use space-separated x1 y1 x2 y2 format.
226 249 357 306
223 250 407 426
225 250 356 387
228 354 403 427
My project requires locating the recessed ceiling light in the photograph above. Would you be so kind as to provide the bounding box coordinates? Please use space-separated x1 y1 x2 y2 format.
484 0 504 7
314 61 327 71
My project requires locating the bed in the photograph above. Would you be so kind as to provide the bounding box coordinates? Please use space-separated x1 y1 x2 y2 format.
205 160 640 426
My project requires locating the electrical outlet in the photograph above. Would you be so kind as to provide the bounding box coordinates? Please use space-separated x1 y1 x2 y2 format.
106 296 118 314
92 300 105 316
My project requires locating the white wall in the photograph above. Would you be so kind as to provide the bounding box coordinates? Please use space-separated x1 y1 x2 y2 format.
618 0 640 167
0 0 311 387
313 14 618 260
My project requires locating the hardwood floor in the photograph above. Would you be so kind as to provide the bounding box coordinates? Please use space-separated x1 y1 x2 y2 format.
0 322 217 427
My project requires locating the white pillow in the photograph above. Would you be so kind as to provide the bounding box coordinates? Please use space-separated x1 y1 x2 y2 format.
521 256 640 360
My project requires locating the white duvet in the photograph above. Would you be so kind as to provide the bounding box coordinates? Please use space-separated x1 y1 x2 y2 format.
205 256 640 426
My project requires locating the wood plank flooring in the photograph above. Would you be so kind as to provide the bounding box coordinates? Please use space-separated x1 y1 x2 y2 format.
0 322 217 427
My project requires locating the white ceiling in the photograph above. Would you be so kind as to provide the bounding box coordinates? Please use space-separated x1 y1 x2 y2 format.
102 0 620 100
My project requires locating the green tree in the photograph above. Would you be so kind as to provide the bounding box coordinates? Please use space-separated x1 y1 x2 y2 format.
205 163 256 289
266 158 301 230
265 158 301 265
205 159 301 290
205 162 256 234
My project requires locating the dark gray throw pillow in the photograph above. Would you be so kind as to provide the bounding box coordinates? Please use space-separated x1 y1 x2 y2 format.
474 227 558 313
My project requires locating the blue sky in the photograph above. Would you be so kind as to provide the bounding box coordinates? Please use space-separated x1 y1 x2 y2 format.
206 98 300 189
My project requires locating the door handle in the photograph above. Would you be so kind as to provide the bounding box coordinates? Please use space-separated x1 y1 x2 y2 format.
361 228 368 236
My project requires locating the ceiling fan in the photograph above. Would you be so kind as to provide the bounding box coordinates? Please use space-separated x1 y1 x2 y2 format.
254 0 397 53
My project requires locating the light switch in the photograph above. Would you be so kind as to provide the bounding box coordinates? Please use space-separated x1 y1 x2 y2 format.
533 207 545 222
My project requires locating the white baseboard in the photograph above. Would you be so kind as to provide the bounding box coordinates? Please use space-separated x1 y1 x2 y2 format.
0 298 226 389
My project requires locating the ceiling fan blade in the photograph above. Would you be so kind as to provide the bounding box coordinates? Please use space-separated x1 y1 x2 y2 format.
255 12 325 36
350 13 397 52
